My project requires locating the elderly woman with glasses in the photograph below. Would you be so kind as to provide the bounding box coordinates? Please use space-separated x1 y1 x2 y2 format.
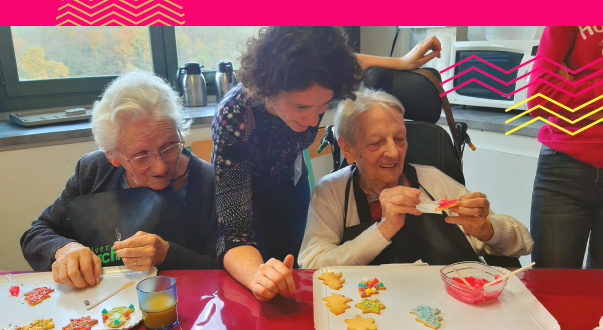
298 89 533 268
21 71 217 288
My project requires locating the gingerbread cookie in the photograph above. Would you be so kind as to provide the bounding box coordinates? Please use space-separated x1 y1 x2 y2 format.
24 287 54 306
434 199 459 212
357 278 386 298
355 298 385 314
22 319 54 330
317 272 345 290
345 314 377 330
322 293 352 315
410 305 442 329
62 316 98 330
102 304 135 328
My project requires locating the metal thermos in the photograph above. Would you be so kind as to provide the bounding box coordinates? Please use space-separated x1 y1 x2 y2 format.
177 62 207 107
215 61 238 102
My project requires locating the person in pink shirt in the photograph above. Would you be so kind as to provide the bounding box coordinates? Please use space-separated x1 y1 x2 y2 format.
527 26 603 268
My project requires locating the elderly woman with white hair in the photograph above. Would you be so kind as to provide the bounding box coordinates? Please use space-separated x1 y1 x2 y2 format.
298 89 533 268
21 71 217 288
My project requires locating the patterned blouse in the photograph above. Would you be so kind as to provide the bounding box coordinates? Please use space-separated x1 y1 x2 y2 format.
211 84 319 263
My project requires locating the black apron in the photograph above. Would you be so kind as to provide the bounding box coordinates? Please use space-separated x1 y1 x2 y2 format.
64 187 193 267
340 164 480 265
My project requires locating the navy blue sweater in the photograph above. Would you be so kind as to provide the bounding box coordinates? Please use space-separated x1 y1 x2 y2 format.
20 149 217 270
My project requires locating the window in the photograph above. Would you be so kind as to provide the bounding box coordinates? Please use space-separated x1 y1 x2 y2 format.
11 27 153 81
0 27 359 113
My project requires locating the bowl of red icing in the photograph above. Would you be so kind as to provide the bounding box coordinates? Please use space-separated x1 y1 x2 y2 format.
440 261 507 304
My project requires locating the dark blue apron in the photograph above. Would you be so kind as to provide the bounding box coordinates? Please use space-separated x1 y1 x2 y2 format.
63 187 196 267
340 164 480 265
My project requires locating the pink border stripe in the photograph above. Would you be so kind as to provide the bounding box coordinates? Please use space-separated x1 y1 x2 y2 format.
1 0 603 25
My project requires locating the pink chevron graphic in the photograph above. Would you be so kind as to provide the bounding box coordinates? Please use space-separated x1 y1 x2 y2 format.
441 55 603 76
439 56 603 98
56 0 185 26
442 66 603 87
441 77 603 98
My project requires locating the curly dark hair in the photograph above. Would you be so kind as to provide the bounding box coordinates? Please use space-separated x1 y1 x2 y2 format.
238 26 364 100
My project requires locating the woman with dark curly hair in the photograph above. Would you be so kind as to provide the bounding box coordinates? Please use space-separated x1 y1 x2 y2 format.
211 26 441 301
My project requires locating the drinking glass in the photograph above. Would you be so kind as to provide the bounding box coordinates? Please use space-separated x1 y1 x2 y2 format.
137 276 179 329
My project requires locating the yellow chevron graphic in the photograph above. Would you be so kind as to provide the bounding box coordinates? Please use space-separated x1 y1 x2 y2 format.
505 116 603 135
506 93 603 113
98 18 176 25
57 10 184 25
505 93 603 135
57 3 184 19
58 0 183 10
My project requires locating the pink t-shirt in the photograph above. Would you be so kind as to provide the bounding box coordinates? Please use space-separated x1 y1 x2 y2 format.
527 26 603 168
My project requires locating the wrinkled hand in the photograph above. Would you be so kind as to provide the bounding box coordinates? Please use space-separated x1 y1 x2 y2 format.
378 186 422 240
250 254 295 301
52 242 102 288
399 36 442 70
446 192 494 241
113 231 170 271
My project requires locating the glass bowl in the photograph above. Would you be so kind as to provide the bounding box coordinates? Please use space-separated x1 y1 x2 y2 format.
440 261 508 304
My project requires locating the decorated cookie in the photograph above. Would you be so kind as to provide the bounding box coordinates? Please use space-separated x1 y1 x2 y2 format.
62 316 98 330
410 305 442 329
102 304 135 328
357 278 386 298
23 287 54 306
355 298 385 314
345 314 377 330
434 199 459 212
317 272 345 290
22 319 54 330
322 293 352 315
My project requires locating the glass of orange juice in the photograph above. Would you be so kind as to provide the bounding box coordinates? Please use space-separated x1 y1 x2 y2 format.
137 276 179 329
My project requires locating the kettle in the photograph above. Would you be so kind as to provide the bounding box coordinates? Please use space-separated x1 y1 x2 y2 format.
177 62 207 107
215 61 238 102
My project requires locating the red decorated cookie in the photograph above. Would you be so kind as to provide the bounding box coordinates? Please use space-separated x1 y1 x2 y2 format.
62 316 98 330
434 199 459 212
24 287 54 306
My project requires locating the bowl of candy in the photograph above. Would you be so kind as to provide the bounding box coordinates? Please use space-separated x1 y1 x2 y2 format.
440 261 508 304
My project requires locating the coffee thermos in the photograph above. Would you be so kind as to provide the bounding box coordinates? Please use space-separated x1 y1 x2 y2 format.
177 62 207 107
215 61 238 102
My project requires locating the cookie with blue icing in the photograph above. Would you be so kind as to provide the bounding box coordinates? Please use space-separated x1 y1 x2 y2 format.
409 305 442 329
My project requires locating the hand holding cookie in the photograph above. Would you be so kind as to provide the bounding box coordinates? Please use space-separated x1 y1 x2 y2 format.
52 242 102 288
445 192 494 241
250 254 296 301
378 186 421 240
113 231 170 271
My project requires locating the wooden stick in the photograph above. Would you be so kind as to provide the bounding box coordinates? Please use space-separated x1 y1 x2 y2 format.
484 262 535 287
452 267 472 287
86 281 135 311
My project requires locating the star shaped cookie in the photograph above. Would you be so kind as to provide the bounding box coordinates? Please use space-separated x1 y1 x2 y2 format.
345 314 377 330
355 298 386 314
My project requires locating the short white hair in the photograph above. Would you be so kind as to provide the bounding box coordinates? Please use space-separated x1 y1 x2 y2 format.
91 71 190 151
334 88 404 144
